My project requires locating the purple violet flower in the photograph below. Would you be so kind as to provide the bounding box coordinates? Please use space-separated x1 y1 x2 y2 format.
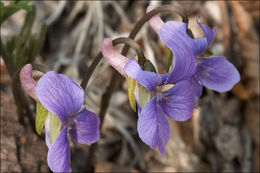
147 5 240 104
101 38 193 156
36 71 100 172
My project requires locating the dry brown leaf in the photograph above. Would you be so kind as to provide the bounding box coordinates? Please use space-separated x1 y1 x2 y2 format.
230 1 259 95
240 1 259 24
231 82 251 100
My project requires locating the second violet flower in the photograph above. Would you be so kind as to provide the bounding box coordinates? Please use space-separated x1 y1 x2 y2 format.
100 5 240 156
101 38 193 156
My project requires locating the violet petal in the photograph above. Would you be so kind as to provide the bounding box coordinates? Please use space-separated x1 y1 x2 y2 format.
137 97 170 156
69 108 100 144
159 80 193 121
36 71 84 122
197 18 216 47
124 59 167 91
195 56 240 92
158 21 199 83
47 127 71 172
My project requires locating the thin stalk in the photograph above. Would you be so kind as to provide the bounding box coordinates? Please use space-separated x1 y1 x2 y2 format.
121 5 188 57
12 70 35 130
80 37 145 90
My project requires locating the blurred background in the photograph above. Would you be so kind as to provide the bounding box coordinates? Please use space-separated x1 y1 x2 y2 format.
1 1 259 172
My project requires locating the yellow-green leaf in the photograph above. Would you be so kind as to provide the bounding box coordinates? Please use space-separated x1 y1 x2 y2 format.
35 101 48 135
138 84 150 108
49 112 61 143
126 75 137 112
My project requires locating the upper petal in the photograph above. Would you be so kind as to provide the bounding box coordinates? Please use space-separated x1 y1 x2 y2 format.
159 80 193 121
137 97 170 156
158 21 198 83
36 71 84 122
47 127 71 172
197 18 216 47
195 56 240 92
124 59 167 91
69 108 100 144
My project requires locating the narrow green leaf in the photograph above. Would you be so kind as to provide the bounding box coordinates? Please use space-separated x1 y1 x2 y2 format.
6 36 16 54
16 5 36 68
35 101 48 135
49 112 61 143
28 23 47 62
20 4 35 40
0 1 32 24
126 76 137 112
138 84 150 108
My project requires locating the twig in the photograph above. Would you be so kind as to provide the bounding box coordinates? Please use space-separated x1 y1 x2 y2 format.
106 115 140 166
95 1 104 47
110 1 131 25
66 1 85 25
73 3 94 67
45 0 67 26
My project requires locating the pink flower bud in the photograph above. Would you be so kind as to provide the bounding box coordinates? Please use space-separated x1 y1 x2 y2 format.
101 38 129 77
146 5 164 33
20 64 38 101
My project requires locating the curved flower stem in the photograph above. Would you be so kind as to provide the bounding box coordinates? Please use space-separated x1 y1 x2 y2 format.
84 5 188 172
121 5 188 59
80 37 145 90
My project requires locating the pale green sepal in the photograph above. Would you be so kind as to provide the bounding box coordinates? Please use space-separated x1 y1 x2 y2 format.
138 84 150 108
126 76 137 112
35 101 48 135
49 112 61 143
